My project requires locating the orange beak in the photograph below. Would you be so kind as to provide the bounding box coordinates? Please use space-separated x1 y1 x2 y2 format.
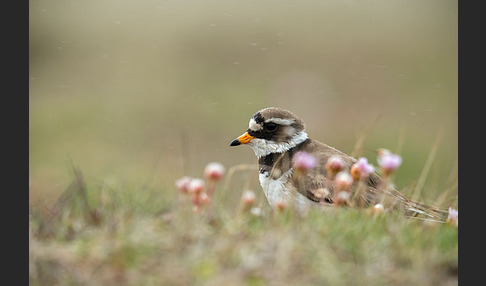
230 132 255 146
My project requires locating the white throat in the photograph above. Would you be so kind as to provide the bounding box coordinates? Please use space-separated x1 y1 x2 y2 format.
248 131 308 159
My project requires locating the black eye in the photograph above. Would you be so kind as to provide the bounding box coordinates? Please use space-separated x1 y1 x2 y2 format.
265 123 277 131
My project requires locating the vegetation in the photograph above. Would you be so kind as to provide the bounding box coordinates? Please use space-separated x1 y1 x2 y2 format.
29 163 457 285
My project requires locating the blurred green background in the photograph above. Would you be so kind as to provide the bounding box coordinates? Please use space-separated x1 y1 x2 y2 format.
29 0 457 206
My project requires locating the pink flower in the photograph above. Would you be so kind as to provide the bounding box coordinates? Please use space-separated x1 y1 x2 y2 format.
334 191 351 206
314 188 330 200
325 155 345 175
377 152 402 176
276 200 287 211
372 203 385 215
204 162 226 181
377 148 391 157
241 190 256 206
293 152 317 172
198 192 211 206
250 207 262 217
191 191 211 213
175 176 192 193
333 171 354 191
446 207 458 227
350 157 375 180
188 178 205 195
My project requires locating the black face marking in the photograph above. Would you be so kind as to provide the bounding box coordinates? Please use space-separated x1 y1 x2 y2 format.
247 127 279 141
247 122 301 143
252 112 265 124
247 113 279 141
248 110 305 143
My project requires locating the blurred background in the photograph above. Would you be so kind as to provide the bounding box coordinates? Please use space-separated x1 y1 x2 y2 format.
29 0 457 206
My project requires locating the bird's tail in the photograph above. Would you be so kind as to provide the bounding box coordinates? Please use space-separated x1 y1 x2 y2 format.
402 198 449 223
356 184 449 223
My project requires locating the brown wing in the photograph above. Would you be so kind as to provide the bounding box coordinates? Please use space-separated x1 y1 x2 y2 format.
292 139 448 221
291 139 357 203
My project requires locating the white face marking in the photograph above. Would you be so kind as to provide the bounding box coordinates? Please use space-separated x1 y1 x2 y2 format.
281 126 296 138
248 130 308 158
248 118 262 131
265 118 295 126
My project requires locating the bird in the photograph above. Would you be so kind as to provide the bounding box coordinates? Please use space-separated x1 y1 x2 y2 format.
230 107 449 222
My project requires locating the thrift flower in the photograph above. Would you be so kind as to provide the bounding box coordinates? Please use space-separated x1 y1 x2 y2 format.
250 207 262 217
377 148 391 157
293 151 317 172
241 190 256 206
188 178 205 195
175 176 192 194
446 207 458 227
333 171 354 191
372 203 385 215
314 188 330 200
325 155 345 177
204 162 226 181
350 157 375 181
334 191 351 206
198 192 211 206
192 192 211 213
377 152 402 176
276 200 287 212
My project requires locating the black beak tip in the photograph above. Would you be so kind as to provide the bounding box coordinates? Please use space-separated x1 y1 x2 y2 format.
230 139 241 146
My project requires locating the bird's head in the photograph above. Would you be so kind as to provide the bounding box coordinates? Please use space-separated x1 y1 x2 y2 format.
230 107 308 158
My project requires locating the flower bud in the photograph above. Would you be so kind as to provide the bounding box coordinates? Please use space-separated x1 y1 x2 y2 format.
446 207 458 227
314 188 330 200
204 162 226 181
292 152 317 172
377 148 391 157
241 190 256 207
188 178 205 195
334 191 350 206
326 155 345 176
198 192 211 206
250 207 262 217
377 152 402 177
175 176 192 194
333 172 354 191
372 203 385 215
350 158 375 181
276 200 287 212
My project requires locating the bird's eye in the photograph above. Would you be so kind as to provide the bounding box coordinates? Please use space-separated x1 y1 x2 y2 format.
265 123 277 131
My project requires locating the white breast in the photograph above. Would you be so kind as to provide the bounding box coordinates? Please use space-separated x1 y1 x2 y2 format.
259 168 314 212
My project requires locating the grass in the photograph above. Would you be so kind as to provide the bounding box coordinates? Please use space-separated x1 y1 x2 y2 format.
29 165 458 285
